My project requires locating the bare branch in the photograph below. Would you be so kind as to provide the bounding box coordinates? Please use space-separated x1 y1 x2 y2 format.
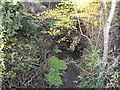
106 55 119 73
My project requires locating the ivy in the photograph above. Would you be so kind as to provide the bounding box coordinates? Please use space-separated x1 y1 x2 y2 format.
2 2 22 37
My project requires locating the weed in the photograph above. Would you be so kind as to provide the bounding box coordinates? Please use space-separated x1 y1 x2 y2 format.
45 56 68 87
53 46 62 53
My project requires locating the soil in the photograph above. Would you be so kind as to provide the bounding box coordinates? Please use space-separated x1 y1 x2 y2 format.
62 62 80 88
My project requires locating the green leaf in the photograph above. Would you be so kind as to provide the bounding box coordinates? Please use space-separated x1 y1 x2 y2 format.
53 46 62 53
45 70 62 87
48 56 68 71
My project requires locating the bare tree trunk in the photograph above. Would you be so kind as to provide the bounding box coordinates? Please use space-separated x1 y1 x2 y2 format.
99 0 116 87
102 0 116 69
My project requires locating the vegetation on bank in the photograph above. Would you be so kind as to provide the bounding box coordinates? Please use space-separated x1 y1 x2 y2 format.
0 0 119 89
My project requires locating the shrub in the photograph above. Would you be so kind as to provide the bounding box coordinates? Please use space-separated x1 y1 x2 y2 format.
38 2 82 51
2 2 22 36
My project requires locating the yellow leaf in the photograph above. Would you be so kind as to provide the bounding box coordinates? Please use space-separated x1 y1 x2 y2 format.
0 44 4 50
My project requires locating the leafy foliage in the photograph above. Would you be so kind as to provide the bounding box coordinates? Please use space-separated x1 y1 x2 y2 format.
53 46 62 53
74 1 102 28
48 56 67 71
45 56 68 87
20 16 40 37
38 2 81 51
37 1 102 51
45 70 62 87
2 2 41 38
78 50 100 88
2 2 22 36
1 2 44 88
85 51 100 70
1 0 118 89
0 1 5 89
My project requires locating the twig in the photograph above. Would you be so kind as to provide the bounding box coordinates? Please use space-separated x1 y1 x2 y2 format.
95 10 103 50
105 75 117 88
45 50 50 59
73 1 93 49
106 55 119 74
24 73 38 86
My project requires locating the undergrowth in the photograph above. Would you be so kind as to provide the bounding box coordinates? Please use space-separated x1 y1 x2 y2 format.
45 56 68 87
0 0 119 89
